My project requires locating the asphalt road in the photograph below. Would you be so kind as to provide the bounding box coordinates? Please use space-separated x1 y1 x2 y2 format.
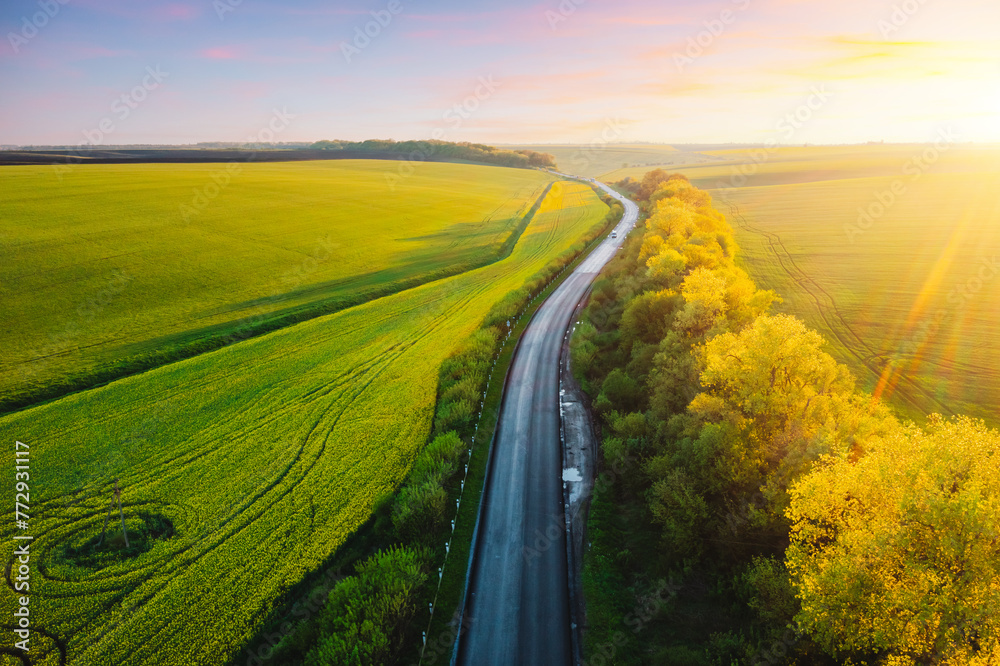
456 179 639 665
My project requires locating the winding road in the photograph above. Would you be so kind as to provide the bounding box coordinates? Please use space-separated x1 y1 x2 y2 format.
455 179 638 665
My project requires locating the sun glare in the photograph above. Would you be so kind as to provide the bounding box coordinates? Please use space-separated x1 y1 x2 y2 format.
989 84 1000 116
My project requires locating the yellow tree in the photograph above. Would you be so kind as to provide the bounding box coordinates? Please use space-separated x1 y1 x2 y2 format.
678 314 874 535
786 415 1000 665
691 314 855 471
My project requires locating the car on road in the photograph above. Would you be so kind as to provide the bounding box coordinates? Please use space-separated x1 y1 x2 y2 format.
611 231 618 238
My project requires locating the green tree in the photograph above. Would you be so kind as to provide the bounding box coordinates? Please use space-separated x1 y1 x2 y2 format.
620 288 679 351
647 331 698 419
392 431 465 542
597 367 644 413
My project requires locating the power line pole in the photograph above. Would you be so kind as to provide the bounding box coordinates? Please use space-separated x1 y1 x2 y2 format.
98 478 129 547
115 478 129 548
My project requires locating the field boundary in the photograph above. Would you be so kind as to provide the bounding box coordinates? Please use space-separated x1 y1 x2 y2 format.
495 182 555 262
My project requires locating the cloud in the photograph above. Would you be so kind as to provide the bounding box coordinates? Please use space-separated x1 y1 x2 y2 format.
634 80 716 97
496 69 613 92
775 36 996 81
201 47 241 60
155 3 200 21
70 0 200 20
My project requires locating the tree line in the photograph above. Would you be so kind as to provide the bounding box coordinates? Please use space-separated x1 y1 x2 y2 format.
574 169 1000 664
309 139 557 170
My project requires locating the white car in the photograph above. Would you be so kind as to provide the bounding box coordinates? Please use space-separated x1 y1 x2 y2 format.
611 231 618 239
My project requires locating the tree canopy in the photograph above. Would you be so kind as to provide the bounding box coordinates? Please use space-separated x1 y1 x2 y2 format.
787 415 1000 665
576 171 1000 663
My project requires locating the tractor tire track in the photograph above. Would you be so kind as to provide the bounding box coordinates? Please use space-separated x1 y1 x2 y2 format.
724 200 950 416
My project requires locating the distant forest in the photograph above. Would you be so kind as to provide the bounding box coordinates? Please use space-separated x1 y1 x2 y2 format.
309 139 557 169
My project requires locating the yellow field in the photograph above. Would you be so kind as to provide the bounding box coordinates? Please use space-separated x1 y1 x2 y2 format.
632 146 1000 423
603 144 997 184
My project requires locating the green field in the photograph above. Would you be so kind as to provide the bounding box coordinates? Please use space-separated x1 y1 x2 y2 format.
0 177 609 666
617 146 1000 423
0 160 553 410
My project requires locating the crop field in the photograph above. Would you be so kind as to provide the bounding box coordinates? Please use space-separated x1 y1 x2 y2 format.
628 146 1000 424
0 160 553 409
0 179 609 666
510 143 717 178
602 144 1000 189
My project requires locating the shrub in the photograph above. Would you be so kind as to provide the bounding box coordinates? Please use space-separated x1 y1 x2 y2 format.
304 546 430 666
391 480 448 544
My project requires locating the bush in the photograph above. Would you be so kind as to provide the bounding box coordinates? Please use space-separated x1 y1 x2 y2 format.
390 431 466 544
440 376 483 408
410 431 465 483
304 546 430 666
391 480 448 544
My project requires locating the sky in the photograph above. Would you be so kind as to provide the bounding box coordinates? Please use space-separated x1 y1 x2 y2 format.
1 0 999 146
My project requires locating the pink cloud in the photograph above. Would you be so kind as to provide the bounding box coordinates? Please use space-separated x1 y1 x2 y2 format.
195 41 332 65
400 28 513 46
395 3 710 48
69 0 200 21
401 6 583 43
201 47 240 60
157 4 201 20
